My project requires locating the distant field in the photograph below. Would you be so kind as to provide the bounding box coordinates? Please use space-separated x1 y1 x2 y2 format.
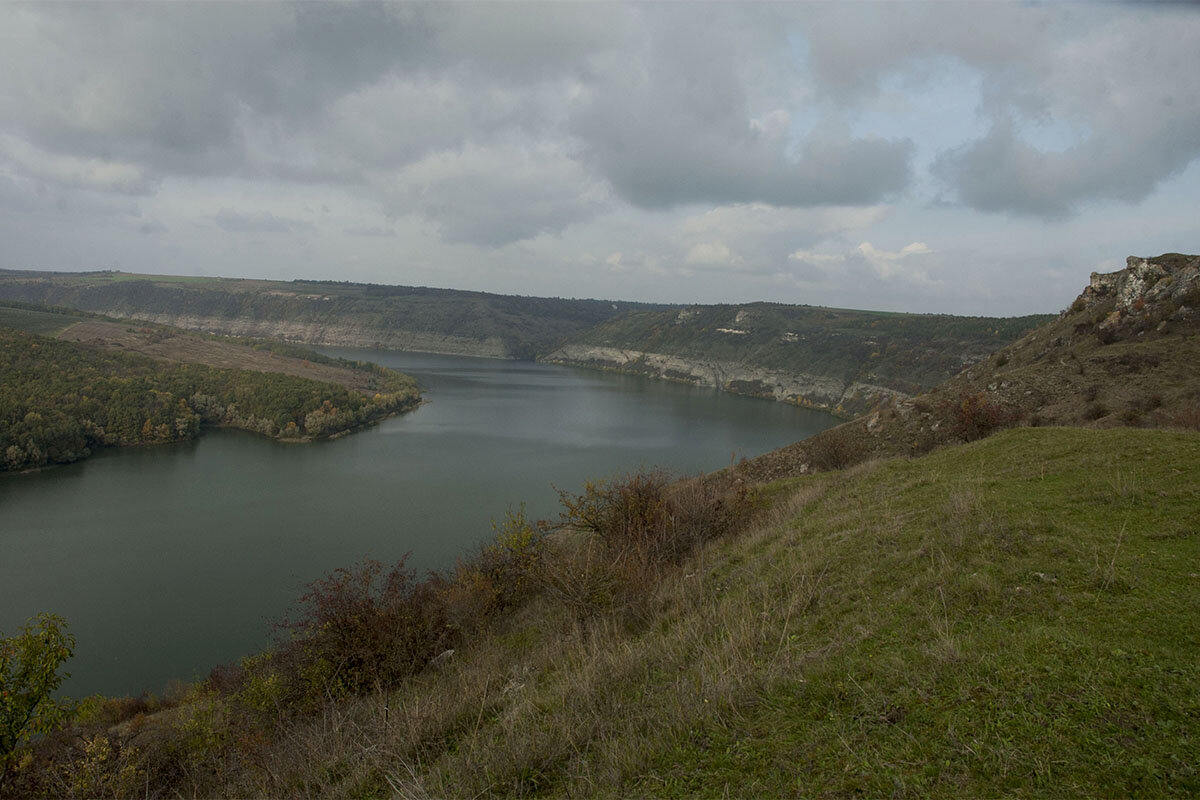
72 272 228 286
58 318 403 395
0 305 80 335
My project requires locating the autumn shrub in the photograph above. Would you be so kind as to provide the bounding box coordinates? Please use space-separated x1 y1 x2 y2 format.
441 506 547 630
279 557 449 701
1 614 75 764
547 470 753 619
1172 404 1200 430
805 426 867 470
946 391 1012 442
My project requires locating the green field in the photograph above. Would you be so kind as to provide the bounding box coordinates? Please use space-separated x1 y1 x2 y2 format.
0 305 80 336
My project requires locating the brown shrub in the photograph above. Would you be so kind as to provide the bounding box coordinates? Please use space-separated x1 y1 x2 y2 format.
945 391 1012 442
805 426 868 471
440 505 547 631
280 557 449 699
546 470 753 620
1172 404 1200 430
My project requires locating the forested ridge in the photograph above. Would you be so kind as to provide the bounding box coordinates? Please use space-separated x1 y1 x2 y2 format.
0 327 419 473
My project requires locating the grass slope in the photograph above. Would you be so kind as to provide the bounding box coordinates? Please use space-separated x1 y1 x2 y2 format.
366 428 1197 798
19 428 1188 798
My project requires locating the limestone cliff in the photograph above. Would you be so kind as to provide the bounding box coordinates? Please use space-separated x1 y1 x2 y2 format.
117 312 510 359
541 343 907 417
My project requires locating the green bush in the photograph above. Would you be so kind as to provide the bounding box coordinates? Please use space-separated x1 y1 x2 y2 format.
0 614 75 762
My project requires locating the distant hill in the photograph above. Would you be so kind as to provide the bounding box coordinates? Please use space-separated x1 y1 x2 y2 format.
543 302 1050 416
0 269 1048 417
0 270 662 360
740 253 1200 481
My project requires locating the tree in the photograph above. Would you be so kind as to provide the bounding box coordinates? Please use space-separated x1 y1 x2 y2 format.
0 613 75 761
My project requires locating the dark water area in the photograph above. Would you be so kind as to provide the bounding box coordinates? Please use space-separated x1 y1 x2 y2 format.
0 350 837 698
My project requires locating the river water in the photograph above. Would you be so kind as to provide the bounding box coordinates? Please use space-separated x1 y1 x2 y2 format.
0 349 836 697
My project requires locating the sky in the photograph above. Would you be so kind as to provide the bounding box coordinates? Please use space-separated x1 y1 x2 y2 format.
0 2 1197 316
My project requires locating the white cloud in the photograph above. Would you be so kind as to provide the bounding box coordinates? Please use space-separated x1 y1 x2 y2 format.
685 241 743 268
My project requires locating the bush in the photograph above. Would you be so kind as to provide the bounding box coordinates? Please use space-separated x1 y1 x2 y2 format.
946 391 1011 442
805 426 867 471
280 557 448 700
441 506 547 629
1172 404 1200 430
547 470 752 620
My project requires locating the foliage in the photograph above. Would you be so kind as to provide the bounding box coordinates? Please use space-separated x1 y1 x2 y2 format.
549 470 753 618
0 614 74 761
0 327 419 471
441 506 547 628
804 425 868 470
945 390 1012 442
280 557 448 701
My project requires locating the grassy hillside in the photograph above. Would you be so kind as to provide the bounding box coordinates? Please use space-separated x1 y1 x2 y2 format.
0 270 663 359
742 254 1200 481
5 428 1196 797
547 301 1050 396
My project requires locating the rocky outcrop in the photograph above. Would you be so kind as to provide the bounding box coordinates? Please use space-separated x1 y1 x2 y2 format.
541 344 907 417
102 312 511 359
1080 254 1200 338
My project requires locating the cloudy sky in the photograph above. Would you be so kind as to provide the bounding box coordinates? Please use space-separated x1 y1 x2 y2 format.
1 2 1197 315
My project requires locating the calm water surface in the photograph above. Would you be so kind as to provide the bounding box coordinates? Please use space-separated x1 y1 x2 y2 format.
0 350 836 697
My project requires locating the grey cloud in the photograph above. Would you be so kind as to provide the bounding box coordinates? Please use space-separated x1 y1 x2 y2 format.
794 4 1200 217
344 226 395 238
214 209 311 234
568 10 913 209
379 145 607 246
931 13 1200 217
138 220 169 235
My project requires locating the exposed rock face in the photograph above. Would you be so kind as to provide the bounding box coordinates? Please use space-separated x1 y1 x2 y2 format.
121 313 511 359
541 344 907 417
1086 255 1199 310
1081 254 1200 337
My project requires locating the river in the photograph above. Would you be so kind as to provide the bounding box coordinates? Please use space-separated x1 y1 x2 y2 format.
0 349 837 698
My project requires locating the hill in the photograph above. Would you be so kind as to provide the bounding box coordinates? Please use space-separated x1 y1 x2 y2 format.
0 270 1047 416
4 428 1196 797
3 255 1199 797
0 308 420 472
740 254 1200 481
542 303 1050 417
0 270 662 360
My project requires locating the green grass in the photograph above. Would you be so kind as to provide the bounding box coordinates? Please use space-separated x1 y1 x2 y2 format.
0 305 80 336
231 428 1199 797
623 428 1200 797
